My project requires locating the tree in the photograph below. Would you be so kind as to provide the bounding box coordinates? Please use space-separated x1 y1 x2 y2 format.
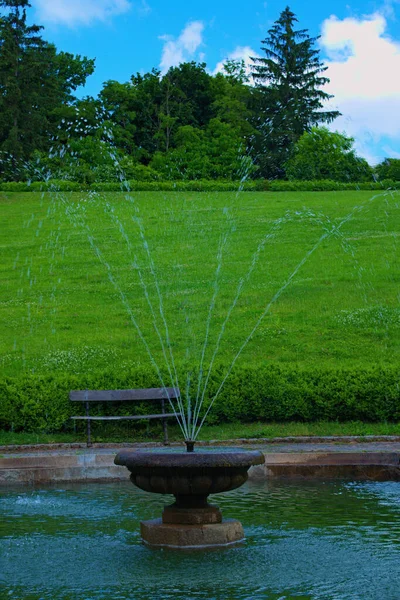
0 0 94 177
104 69 163 160
375 158 400 181
222 59 249 84
211 64 255 140
284 127 373 182
150 62 215 153
150 119 256 181
99 80 138 155
150 125 208 179
250 6 340 178
164 62 214 128
101 63 216 161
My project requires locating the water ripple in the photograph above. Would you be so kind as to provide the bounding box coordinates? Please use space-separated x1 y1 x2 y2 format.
1 479 399 599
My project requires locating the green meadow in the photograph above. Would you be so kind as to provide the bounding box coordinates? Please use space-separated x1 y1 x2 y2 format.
1 189 400 379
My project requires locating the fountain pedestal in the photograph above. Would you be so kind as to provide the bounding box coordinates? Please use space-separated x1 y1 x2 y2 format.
141 517 244 548
114 447 264 549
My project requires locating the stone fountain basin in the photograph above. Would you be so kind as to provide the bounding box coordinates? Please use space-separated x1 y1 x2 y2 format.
114 448 265 496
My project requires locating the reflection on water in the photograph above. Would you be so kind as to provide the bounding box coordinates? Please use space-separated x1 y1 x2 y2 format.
1 479 399 600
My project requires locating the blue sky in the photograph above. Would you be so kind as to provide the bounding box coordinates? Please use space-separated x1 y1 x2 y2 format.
27 0 400 164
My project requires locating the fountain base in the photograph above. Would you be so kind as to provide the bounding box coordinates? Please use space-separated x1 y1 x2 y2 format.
141 518 244 549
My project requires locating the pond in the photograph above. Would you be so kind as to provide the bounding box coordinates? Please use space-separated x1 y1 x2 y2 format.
1 479 399 599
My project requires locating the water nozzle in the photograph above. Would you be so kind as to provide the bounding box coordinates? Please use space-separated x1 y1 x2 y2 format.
185 440 195 453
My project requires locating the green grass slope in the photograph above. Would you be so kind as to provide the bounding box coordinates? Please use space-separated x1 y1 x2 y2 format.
1 189 399 378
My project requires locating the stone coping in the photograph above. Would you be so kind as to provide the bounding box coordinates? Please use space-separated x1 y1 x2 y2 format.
1 434 400 453
115 447 265 468
0 439 399 485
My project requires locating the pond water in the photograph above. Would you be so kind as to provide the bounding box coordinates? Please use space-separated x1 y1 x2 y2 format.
1 479 399 600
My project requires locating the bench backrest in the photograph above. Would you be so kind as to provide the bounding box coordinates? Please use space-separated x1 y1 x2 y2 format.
69 387 179 402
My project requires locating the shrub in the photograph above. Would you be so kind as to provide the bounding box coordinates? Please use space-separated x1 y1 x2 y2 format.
1 179 399 193
0 181 31 191
0 365 398 433
29 180 83 192
0 180 83 192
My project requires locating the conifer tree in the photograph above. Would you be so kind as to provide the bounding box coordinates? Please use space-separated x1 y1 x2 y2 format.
251 6 340 178
0 0 44 161
0 0 94 177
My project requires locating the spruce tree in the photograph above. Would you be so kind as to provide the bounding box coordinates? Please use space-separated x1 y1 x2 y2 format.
251 6 340 178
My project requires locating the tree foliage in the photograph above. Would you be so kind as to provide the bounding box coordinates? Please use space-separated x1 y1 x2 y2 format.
0 0 94 178
0 3 377 184
375 158 400 181
285 127 373 182
150 119 255 180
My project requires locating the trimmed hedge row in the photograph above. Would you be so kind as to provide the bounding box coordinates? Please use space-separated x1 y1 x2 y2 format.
1 179 400 193
0 365 399 433
0 180 83 192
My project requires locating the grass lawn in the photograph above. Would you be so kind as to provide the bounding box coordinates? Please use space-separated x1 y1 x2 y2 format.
1 189 400 381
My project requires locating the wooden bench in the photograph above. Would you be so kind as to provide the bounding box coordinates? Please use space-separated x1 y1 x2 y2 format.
70 387 180 446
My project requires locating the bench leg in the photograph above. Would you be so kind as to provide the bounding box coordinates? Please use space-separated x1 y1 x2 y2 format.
162 418 169 445
86 402 92 447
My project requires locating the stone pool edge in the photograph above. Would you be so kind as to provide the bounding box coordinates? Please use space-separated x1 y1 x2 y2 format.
0 440 399 485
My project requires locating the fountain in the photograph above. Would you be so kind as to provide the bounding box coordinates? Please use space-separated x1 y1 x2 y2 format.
18 165 398 549
3 112 399 556
115 443 264 548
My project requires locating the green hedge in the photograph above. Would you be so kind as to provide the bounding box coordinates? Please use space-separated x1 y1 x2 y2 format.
90 180 269 192
0 179 268 192
0 180 83 192
1 179 399 193
211 365 400 423
268 179 400 191
0 365 398 433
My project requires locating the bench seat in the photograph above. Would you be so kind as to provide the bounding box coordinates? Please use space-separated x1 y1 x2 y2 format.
71 413 178 421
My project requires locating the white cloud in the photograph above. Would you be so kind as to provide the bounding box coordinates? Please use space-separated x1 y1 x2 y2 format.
213 46 260 81
320 12 400 163
159 21 204 74
33 0 132 26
